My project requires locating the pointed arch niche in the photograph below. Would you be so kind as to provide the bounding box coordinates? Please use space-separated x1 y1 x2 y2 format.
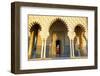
74 24 88 57
46 18 70 58
28 22 42 59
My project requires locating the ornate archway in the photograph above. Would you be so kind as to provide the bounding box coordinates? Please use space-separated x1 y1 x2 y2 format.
74 24 87 56
46 18 70 58
28 22 42 59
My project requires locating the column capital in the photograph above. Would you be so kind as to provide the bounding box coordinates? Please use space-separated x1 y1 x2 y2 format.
40 31 49 40
68 31 76 40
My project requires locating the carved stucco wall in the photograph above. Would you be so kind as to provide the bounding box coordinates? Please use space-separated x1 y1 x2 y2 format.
28 15 88 40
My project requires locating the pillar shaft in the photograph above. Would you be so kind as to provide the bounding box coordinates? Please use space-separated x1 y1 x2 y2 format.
68 31 75 58
72 40 75 57
41 39 44 58
70 39 73 58
43 39 47 58
41 38 47 59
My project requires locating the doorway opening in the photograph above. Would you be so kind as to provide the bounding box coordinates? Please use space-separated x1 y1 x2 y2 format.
46 18 70 58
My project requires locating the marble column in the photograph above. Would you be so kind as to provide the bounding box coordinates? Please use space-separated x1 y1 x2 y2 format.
72 32 75 57
40 32 49 59
41 39 44 58
43 38 47 58
72 40 75 57
68 31 75 58
69 39 73 58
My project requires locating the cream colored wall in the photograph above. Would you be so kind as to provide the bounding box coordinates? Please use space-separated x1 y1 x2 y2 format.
28 15 88 40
